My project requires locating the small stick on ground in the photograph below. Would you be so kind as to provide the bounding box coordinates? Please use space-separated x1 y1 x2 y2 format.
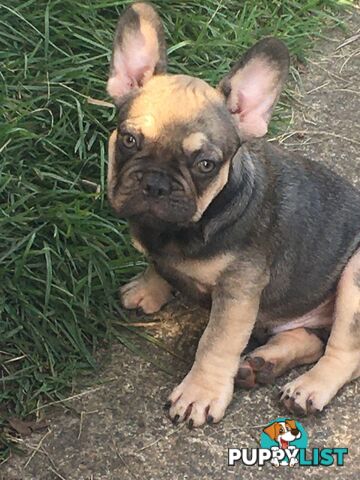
23 429 51 469
336 32 360 50
48 466 67 480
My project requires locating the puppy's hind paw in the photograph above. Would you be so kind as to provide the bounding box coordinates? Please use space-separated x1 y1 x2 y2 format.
235 356 275 388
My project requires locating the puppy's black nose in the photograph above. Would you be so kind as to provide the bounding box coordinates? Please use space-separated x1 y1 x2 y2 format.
142 172 171 198
291 428 299 436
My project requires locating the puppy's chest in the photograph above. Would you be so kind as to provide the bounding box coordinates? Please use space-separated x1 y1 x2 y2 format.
161 252 233 290
131 232 233 298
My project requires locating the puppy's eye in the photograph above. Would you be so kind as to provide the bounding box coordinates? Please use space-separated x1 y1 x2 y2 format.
122 133 137 149
196 159 215 174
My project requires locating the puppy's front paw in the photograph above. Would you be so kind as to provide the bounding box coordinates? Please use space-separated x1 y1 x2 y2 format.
166 369 234 428
120 268 173 314
280 370 333 415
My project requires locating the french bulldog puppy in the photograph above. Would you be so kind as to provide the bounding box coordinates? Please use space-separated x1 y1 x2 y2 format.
106 2 360 427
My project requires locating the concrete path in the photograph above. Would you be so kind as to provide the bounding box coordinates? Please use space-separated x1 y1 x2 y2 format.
3 10 359 480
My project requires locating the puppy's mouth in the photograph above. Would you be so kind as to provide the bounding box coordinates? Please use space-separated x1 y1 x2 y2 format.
115 195 195 225
109 169 197 224
110 190 197 225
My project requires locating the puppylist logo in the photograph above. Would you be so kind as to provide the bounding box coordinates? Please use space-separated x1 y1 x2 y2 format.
228 417 348 468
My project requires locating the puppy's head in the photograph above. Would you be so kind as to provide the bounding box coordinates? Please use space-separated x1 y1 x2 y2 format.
107 2 289 226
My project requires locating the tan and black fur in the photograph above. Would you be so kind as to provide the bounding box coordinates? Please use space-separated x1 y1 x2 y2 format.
106 2 360 427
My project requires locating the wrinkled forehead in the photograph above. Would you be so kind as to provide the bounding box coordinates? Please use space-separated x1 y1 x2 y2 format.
125 74 225 139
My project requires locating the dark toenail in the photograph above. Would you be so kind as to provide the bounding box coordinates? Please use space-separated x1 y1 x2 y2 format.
172 414 180 425
163 400 171 411
296 391 301 396
306 398 316 413
293 404 306 416
184 403 193 421
284 395 290 400
188 419 194 430
135 308 143 317
207 415 214 425
250 356 265 369
263 361 274 371
237 367 251 379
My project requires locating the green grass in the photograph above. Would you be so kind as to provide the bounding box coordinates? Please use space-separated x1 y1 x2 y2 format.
0 0 349 446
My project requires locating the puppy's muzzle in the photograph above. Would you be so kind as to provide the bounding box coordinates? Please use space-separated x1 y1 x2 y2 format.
142 171 172 199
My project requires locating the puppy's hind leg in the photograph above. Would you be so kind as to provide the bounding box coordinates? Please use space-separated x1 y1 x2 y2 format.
236 327 325 388
282 249 360 415
120 265 174 314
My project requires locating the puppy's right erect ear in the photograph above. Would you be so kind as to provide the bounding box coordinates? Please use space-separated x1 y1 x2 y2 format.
107 2 167 103
218 38 290 140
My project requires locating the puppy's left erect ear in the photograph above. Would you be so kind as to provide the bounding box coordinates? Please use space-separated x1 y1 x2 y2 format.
107 2 167 103
218 38 290 140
